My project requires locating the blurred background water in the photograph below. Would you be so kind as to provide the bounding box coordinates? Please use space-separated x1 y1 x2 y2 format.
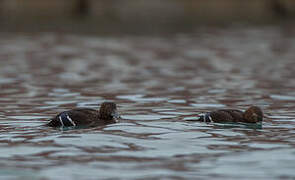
0 1 295 180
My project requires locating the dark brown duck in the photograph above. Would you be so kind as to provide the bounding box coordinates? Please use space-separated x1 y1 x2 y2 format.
198 106 263 123
47 102 119 128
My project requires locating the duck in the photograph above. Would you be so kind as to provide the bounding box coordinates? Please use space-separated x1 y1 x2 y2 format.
198 106 263 123
46 102 120 128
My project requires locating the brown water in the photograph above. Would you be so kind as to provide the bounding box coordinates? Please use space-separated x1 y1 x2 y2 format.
0 26 295 179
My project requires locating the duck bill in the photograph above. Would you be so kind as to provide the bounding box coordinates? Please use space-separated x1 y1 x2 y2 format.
111 111 120 120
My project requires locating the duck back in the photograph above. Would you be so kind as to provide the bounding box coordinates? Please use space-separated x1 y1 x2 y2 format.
200 109 244 123
47 108 99 127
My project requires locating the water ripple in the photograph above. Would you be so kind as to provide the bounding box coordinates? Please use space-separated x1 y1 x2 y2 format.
0 27 295 179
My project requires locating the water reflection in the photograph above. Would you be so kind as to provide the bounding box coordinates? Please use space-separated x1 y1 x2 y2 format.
0 26 295 179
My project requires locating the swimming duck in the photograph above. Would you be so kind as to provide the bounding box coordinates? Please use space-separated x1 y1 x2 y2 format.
198 106 263 123
46 102 119 128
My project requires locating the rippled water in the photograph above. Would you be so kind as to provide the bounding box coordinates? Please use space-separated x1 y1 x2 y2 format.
0 26 295 179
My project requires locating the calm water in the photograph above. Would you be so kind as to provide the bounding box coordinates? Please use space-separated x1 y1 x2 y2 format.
0 26 295 180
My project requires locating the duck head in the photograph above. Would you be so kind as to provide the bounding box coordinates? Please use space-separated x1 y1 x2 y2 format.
99 102 120 121
243 106 263 123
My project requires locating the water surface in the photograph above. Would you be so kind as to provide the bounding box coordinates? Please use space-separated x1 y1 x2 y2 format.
0 26 295 179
